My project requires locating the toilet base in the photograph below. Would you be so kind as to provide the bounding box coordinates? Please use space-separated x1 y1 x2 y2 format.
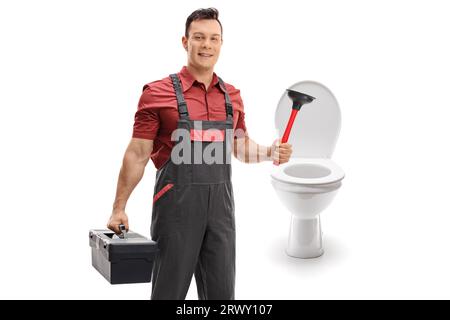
286 215 324 259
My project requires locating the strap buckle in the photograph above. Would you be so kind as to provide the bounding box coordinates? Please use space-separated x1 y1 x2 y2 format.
178 102 188 116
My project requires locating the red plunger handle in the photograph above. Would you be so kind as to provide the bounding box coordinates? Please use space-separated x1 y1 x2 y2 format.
281 109 299 143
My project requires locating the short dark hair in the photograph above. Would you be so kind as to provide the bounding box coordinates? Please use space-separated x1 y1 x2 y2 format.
185 8 223 38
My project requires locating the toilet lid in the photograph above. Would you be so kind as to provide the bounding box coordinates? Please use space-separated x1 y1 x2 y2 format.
275 81 341 158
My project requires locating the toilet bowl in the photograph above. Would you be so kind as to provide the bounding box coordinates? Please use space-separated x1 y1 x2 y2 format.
271 81 345 259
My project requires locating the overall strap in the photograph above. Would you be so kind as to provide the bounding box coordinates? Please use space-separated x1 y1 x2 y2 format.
169 74 189 120
218 77 234 121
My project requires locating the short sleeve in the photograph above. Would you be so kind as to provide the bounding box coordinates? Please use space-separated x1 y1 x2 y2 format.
232 92 248 139
132 86 160 140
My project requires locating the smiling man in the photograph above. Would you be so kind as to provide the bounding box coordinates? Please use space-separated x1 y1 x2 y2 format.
107 8 292 300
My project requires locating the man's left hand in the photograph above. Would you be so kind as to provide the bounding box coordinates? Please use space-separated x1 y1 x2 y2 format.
271 139 293 165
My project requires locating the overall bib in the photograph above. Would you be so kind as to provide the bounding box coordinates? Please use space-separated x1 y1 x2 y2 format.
150 74 235 300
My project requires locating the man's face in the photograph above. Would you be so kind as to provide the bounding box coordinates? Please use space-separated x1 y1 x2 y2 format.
182 19 222 71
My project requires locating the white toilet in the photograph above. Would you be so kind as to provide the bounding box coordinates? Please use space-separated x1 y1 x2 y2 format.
271 81 345 259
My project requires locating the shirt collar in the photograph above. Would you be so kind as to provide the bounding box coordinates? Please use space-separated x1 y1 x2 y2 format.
178 66 223 93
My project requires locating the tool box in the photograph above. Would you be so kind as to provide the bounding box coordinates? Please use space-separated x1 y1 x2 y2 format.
89 225 158 284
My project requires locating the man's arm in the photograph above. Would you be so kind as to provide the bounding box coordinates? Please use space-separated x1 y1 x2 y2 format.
107 138 153 234
233 136 292 165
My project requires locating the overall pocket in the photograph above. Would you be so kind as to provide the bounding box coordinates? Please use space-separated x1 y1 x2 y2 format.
151 183 178 237
153 183 174 204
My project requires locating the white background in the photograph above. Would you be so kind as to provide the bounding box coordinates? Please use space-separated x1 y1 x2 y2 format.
1 0 450 299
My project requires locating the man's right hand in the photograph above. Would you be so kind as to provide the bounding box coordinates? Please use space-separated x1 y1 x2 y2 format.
107 210 129 235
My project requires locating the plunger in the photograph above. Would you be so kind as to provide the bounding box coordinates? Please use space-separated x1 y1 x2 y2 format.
281 89 316 143
274 89 315 165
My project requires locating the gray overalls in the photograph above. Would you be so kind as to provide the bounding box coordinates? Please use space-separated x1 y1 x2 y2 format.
150 74 235 300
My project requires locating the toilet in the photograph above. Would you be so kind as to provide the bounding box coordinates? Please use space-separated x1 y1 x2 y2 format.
271 80 345 259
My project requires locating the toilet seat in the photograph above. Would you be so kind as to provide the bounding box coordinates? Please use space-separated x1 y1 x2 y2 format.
271 158 345 185
272 80 344 186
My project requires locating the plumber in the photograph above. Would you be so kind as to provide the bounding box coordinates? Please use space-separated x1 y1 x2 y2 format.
107 7 292 300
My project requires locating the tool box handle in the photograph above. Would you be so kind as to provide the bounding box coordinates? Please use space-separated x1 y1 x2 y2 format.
118 224 127 239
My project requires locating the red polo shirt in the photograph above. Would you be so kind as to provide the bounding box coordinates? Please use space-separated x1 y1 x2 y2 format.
132 66 248 169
